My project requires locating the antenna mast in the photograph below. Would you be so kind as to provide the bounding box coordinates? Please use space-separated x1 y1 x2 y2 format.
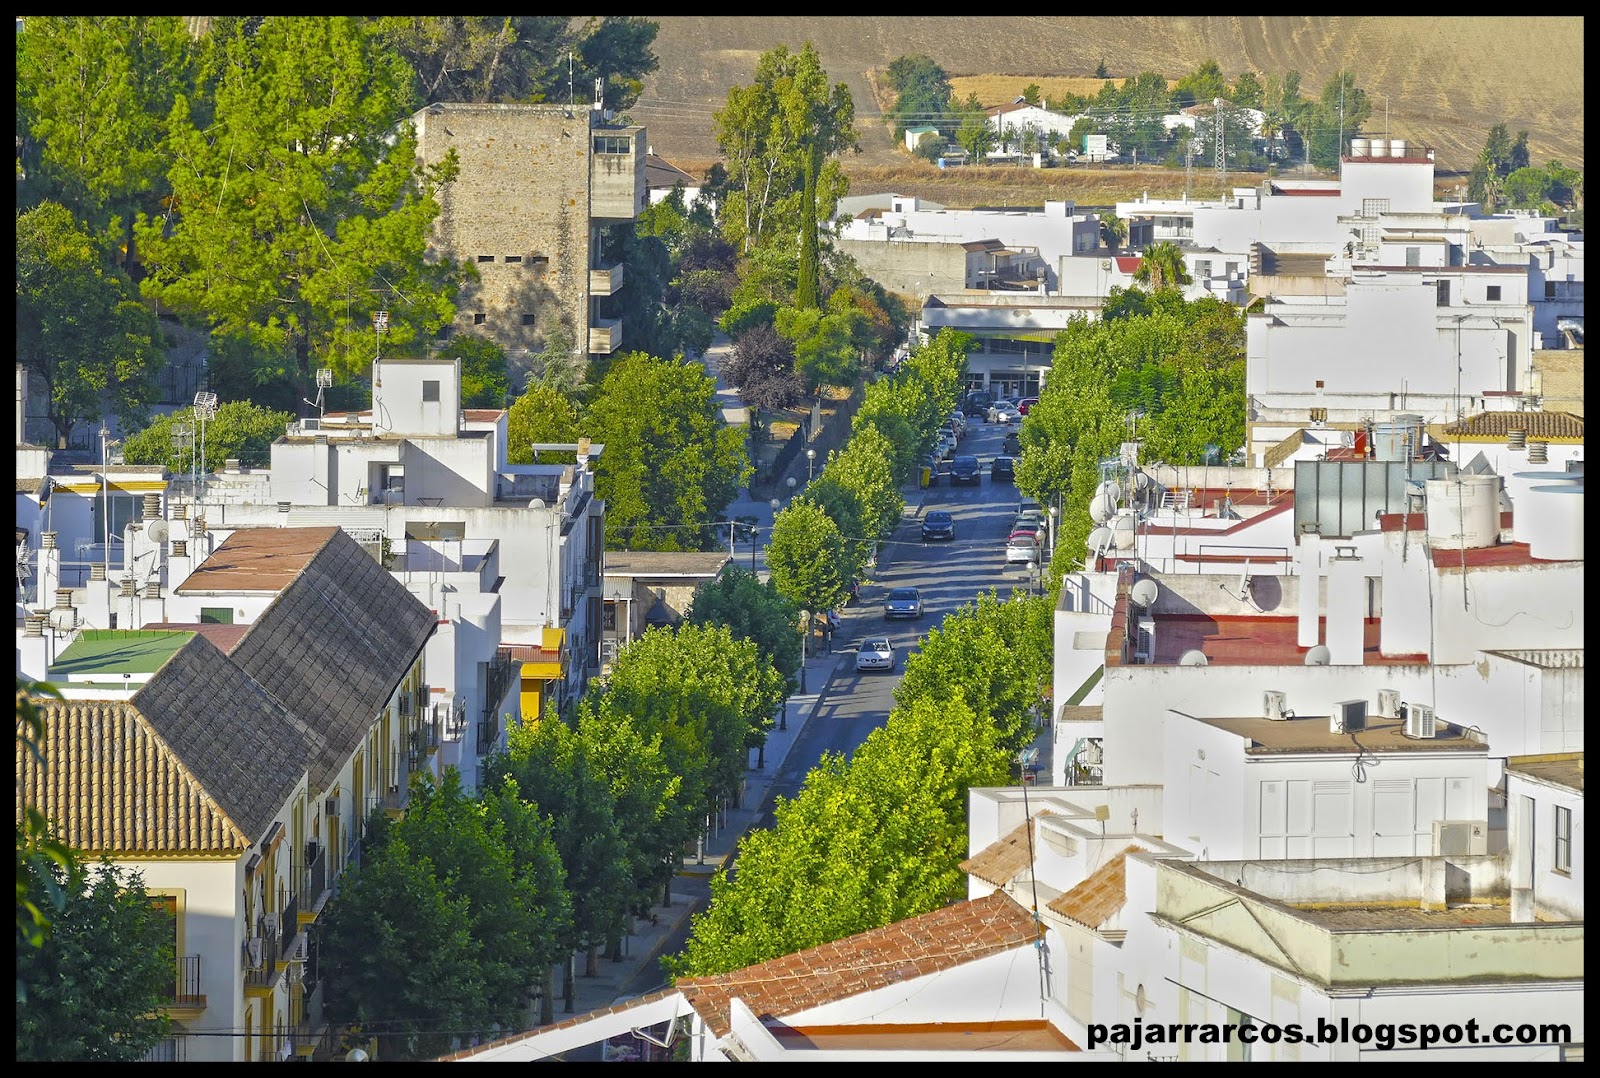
1213 98 1226 190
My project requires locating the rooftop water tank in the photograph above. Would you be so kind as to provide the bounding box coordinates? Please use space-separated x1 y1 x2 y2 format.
1372 414 1424 461
1524 484 1584 561
1508 470 1583 543
1389 138 1408 158
1350 137 1371 158
1424 476 1500 550
1368 137 1390 158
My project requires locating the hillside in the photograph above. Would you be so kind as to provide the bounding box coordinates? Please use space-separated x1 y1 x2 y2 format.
631 16 1584 207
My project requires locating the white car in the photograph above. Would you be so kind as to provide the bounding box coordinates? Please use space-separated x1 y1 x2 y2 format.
987 403 1021 424
856 637 896 672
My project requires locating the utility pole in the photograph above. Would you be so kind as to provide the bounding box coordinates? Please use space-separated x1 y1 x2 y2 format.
1213 98 1226 190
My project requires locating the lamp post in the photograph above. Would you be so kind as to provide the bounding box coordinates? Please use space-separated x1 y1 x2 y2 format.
1027 556 1040 596
1048 504 1059 563
806 447 816 482
798 609 809 694
786 476 797 499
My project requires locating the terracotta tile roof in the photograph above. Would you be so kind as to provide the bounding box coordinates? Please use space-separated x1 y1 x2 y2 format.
1442 411 1583 440
461 408 506 423
176 526 338 593
229 528 436 789
961 813 1057 887
20 635 314 853
1048 845 1141 929
676 891 1039 1038
145 621 252 654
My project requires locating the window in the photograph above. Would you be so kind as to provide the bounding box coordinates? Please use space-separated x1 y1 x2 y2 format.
1195 260 1212 277
473 312 486 325
1554 804 1572 873
435 324 452 341
530 255 549 268
1486 285 1502 301
1436 280 1451 307
200 607 234 625
1405 247 1421 267
1545 281 1557 299
593 134 631 155
477 254 494 263
1225 261 1239 277
504 255 522 264
92 491 141 555
422 380 440 403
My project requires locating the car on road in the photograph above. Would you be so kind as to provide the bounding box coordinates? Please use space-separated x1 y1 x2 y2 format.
883 586 923 619
921 509 955 542
987 402 1021 424
991 455 1016 481
1002 431 1022 456
856 637 896 672
1006 529 1041 563
1017 396 1039 415
963 390 994 417
949 454 981 485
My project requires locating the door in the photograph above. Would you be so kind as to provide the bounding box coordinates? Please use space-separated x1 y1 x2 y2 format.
1372 779 1415 856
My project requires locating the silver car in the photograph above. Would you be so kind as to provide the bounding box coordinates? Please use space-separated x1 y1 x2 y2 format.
856 637 896 672
883 586 923 620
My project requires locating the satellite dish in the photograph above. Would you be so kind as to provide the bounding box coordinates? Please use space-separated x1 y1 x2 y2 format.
528 498 547 509
1133 471 1151 491
1110 514 1137 550
1086 526 1114 554
1130 579 1159 608
1304 645 1331 666
1089 492 1115 523
1179 649 1209 666
1096 480 1120 500
146 520 171 544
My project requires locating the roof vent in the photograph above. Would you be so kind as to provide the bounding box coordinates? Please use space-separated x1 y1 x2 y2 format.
1526 440 1549 464
1507 428 1526 449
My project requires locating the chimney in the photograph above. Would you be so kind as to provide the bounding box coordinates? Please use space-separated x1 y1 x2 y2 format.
1526 440 1549 464
1296 532 1322 648
39 532 59 613
142 491 162 520
1324 545 1366 665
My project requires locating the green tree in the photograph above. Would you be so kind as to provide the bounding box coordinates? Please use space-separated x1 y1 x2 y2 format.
1095 59 1109 80
16 202 164 447
585 352 750 551
505 384 582 466
953 93 997 162
1020 83 1042 105
436 335 511 409
1133 241 1193 292
686 566 803 686
321 831 488 1060
121 400 295 472
15 856 173 1061
884 54 952 140
825 424 904 544
16 678 73 984
1230 70 1264 110
15 16 196 258
134 17 465 402
723 323 804 424
490 719 626 1013
776 304 866 393
1172 59 1227 110
765 500 852 618
1099 212 1127 251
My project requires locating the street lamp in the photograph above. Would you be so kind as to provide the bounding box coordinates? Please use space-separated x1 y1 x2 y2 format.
786 476 797 499
1027 555 1040 596
806 447 816 482
1048 504 1059 562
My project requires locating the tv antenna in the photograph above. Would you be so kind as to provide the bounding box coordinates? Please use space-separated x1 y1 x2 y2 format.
193 391 218 506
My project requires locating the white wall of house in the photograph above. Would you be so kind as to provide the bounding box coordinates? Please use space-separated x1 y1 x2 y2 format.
1505 768 1583 921
166 590 277 625
1163 712 1489 861
135 858 249 1062
371 359 461 438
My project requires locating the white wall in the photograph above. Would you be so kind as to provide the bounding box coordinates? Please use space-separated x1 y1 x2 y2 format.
371 358 461 438
1507 771 1583 921
133 858 249 1061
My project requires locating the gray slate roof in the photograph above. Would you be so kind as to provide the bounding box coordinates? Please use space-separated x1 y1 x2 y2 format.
230 528 436 789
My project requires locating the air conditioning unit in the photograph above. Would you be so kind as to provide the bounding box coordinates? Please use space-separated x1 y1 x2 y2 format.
1330 699 1367 734
262 912 281 937
1431 819 1487 856
1403 703 1437 739
246 936 265 969
1376 688 1402 718
1263 690 1289 720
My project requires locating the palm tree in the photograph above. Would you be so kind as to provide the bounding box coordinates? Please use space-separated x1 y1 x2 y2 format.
1133 241 1193 292
1099 213 1127 252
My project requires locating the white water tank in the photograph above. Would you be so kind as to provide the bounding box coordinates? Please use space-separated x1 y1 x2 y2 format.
1350 137 1370 158
1372 414 1424 461
1368 137 1390 158
1389 138 1407 158
1508 470 1583 543
1524 484 1584 561
1424 476 1500 550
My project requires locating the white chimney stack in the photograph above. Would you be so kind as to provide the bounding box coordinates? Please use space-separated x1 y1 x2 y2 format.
1325 545 1366 665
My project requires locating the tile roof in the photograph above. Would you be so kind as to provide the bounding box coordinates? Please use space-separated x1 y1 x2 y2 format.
228 528 436 788
675 891 1040 1038
602 552 732 578
176 526 337 593
961 813 1057 887
20 635 313 853
1441 411 1583 440
1047 845 1141 929
144 621 252 654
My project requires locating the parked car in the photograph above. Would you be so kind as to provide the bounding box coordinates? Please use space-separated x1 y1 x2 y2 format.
990 455 1016 481
987 402 1021 424
1008 518 1042 542
883 586 923 620
948 411 968 437
856 636 896 672
1003 431 1022 456
963 390 995 417
937 437 957 461
921 509 956 542
1005 529 1042 564
1016 396 1040 415
949 454 981 485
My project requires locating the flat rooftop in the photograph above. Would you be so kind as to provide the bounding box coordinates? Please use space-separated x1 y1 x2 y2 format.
175 526 337 593
1190 713 1485 754
1506 753 1584 794
1150 615 1427 667
48 629 195 682
1287 904 1510 929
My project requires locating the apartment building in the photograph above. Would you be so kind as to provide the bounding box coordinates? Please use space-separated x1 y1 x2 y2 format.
411 102 647 377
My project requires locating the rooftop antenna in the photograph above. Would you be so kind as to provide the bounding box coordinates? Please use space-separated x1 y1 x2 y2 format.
568 51 575 108
303 368 333 418
1018 746 1047 1018
1213 97 1226 190
373 310 388 360
16 539 35 604
193 391 218 508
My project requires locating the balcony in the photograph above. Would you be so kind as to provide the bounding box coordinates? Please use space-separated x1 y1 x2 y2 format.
161 955 206 1018
588 317 623 355
293 842 332 922
142 1036 190 1062
589 263 625 296
244 914 283 995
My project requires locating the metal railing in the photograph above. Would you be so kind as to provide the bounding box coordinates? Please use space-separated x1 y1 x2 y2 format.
162 954 203 1007
143 1036 189 1062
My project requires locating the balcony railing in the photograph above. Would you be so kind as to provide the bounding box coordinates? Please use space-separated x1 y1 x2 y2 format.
161 954 204 1009
244 914 281 990
293 842 331 918
143 1036 189 1062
